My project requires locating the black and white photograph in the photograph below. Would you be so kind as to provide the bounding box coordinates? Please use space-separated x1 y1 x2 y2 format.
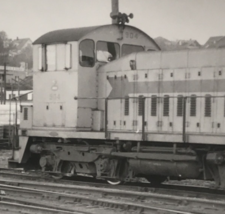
0 0 225 213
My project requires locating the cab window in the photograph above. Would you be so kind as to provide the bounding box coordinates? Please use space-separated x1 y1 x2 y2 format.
40 43 71 71
97 41 119 63
122 44 144 56
46 45 56 71
79 40 95 67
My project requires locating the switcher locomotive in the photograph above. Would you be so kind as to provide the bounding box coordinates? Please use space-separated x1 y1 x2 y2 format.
8 2 225 187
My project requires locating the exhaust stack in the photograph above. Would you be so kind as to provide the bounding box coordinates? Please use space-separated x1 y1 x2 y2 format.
110 0 133 25
111 0 119 24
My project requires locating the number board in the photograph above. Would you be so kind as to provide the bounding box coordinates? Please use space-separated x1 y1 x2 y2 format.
124 31 139 39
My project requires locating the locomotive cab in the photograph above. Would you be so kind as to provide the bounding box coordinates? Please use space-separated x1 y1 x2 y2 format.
29 25 160 131
14 24 159 164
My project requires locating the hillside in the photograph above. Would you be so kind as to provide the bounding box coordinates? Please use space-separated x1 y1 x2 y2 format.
155 35 225 51
154 37 202 51
0 31 32 69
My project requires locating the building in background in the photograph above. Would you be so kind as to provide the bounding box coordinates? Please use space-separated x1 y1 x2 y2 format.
0 64 32 104
0 64 26 83
204 36 225 48
9 38 32 57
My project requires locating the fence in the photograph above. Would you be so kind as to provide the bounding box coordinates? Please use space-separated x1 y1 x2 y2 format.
0 104 20 125
0 103 20 140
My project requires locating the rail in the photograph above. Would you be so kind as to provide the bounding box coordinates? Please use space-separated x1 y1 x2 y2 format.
0 177 224 214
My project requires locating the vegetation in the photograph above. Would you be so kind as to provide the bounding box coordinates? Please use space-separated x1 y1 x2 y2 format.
0 31 32 69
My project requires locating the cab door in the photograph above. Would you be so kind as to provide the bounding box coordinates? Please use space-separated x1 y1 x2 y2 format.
44 102 64 127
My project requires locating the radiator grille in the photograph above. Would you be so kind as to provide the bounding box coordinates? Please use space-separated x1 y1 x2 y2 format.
205 95 211 117
124 96 129 116
190 95 196 117
163 96 169 117
138 96 144 116
151 96 157 116
177 96 183 117
24 108 28 120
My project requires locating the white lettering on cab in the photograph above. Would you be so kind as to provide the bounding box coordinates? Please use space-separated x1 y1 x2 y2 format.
49 93 60 101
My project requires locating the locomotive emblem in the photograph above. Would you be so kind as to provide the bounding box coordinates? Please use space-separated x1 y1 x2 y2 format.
51 80 58 91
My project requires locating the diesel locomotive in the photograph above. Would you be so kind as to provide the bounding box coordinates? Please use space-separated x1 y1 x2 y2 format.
8 0 225 187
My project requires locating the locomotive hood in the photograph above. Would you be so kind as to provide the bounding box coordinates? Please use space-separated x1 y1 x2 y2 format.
98 52 138 73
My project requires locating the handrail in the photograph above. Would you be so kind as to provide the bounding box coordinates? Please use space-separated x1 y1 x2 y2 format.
142 96 146 141
105 98 108 139
182 97 187 143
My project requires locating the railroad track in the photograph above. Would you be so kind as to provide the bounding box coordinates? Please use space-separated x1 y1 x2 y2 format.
0 168 224 201
0 168 225 213
0 177 224 214
0 200 82 214
0 180 201 214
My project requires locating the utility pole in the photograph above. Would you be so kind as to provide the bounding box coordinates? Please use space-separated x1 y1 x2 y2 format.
3 63 6 104
0 81 2 104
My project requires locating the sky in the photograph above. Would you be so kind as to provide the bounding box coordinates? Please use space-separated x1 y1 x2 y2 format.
0 0 225 45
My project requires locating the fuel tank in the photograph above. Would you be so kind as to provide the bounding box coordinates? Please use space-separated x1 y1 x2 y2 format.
129 159 201 179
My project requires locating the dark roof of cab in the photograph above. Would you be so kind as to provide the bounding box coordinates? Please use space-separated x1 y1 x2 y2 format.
33 25 102 44
33 24 160 50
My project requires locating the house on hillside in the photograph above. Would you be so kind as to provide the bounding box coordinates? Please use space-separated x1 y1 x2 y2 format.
154 37 201 51
154 37 172 50
3 39 12 48
204 36 225 48
176 39 201 49
215 37 225 48
9 38 32 56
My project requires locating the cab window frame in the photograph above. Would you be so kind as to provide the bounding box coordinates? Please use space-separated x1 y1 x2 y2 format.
39 43 72 72
96 40 120 63
79 39 95 68
121 44 144 57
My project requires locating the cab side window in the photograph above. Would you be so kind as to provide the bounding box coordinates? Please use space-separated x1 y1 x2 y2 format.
97 41 120 63
79 40 95 67
41 43 72 71
122 44 144 57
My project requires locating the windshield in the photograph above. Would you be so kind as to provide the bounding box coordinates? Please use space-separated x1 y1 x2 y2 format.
79 39 95 67
122 44 144 56
97 41 119 62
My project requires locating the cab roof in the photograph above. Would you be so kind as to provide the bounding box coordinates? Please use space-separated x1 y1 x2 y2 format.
33 24 159 49
33 25 102 44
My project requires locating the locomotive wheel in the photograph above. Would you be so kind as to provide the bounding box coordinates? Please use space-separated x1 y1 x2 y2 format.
52 161 73 179
107 179 122 185
145 175 167 185
51 161 64 179
52 173 63 180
